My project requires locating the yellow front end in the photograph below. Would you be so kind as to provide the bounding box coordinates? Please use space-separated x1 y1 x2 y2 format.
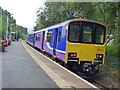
64 19 107 74
65 41 106 64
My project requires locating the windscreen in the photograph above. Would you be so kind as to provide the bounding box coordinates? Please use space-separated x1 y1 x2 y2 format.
68 22 80 42
82 23 93 43
68 21 106 44
95 25 105 44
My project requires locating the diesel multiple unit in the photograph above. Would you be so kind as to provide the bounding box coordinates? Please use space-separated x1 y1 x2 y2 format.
26 19 107 75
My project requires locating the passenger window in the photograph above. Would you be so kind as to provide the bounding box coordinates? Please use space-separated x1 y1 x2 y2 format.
36 34 40 41
47 32 52 42
36 36 37 40
58 31 62 42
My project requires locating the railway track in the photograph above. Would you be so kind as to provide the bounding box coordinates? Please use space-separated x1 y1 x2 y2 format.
92 80 112 90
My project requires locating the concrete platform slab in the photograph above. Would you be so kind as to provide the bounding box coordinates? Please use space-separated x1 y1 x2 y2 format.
2 41 58 88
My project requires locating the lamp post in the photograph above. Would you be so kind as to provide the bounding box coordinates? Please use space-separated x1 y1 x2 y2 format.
0 8 2 37
16 26 17 41
6 15 9 43
6 13 13 45
10 24 14 39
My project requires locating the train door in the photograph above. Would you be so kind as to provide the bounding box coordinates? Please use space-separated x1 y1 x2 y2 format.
42 31 45 50
33 33 35 46
53 28 58 55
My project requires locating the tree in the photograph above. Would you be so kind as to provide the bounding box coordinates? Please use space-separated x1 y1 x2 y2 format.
34 2 119 48
0 7 28 40
16 25 28 39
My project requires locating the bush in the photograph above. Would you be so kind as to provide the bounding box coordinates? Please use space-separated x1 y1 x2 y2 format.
106 46 118 57
100 45 120 76
20 34 26 40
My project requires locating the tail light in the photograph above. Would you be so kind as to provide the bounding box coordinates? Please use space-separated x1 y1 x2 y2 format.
96 54 103 58
68 53 77 57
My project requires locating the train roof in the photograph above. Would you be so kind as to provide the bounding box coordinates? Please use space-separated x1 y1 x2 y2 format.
34 20 70 33
34 18 105 33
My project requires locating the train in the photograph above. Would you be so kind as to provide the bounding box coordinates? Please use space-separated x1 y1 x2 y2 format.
26 19 107 76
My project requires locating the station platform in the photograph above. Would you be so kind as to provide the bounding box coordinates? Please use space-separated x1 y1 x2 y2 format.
2 41 98 89
2 41 58 88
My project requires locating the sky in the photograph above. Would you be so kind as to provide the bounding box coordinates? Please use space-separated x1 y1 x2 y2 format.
0 0 46 33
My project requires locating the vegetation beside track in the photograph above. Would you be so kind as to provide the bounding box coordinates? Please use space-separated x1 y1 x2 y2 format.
99 46 119 79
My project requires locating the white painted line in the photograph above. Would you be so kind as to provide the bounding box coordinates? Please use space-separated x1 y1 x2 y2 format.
23 41 98 89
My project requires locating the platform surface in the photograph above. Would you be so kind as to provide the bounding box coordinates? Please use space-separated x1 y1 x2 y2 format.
2 41 58 88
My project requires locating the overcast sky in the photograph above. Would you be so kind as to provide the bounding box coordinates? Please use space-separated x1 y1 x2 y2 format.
0 0 46 33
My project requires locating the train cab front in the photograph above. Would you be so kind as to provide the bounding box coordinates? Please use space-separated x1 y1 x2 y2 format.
65 20 107 76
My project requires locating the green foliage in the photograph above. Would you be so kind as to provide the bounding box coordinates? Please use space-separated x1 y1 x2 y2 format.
34 2 120 51
0 7 2 36
99 55 119 76
0 7 28 40
101 55 119 75
16 25 28 40
106 46 118 57
0 7 16 38
34 3 119 34
20 34 26 40
100 46 120 77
